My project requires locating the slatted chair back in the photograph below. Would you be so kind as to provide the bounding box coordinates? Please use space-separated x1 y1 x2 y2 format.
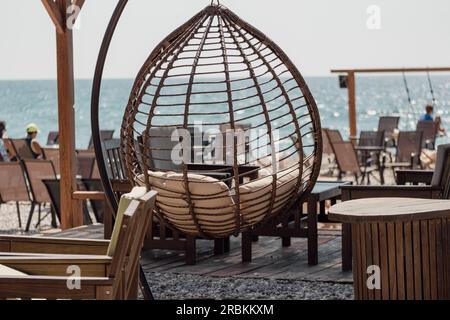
358 130 384 147
88 130 114 150
103 139 127 180
378 116 399 138
42 148 60 176
417 120 437 149
46 131 59 146
0 162 31 202
330 141 361 176
106 188 155 299
142 127 181 172
321 128 333 155
22 160 56 203
396 131 423 163
430 144 450 199
10 139 35 160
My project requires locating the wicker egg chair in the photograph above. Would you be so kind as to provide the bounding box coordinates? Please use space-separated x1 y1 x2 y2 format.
120 2 322 238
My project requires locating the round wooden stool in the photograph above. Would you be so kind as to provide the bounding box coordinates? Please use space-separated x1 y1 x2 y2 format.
329 197 450 300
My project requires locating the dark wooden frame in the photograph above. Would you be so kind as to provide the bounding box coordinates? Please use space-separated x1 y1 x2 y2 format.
241 181 351 265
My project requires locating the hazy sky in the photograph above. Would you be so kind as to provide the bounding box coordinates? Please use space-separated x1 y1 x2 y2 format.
1 0 449 79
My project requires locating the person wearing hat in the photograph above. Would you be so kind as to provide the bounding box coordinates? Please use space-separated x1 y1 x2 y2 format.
25 123 43 159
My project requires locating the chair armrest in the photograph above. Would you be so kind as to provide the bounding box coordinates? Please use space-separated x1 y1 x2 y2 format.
0 255 112 277
340 185 442 200
0 236 110 255
0 275 114 299
395 169 434 185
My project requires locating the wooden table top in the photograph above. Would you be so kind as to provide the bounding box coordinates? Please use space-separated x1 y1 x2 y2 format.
329 197 450 223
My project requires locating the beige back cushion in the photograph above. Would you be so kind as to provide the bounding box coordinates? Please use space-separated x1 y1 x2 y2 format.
239 165 300 225
141 171 236 236
106 186 148 256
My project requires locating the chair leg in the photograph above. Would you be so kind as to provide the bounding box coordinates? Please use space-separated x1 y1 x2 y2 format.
185 236 196 265
35 204 42 229
241 231 252 262
25 203 36 232
15 202 22 229
50 204 58 228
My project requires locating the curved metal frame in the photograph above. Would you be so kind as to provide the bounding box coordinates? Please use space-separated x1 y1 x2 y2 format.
90 0 154 300
91 0 128 214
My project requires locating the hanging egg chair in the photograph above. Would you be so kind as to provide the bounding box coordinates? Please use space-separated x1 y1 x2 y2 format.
119 2 322 238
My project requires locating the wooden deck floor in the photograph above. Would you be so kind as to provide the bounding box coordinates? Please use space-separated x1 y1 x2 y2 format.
54 224 353 283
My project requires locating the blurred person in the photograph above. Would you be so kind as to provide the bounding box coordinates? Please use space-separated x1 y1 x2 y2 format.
25 123 43 159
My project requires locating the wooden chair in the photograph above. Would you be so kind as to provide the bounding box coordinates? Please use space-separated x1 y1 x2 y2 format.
9 139 35 160
0 188 157 300
0 162 34 229
42 147 60 176
339 143 450 271
46 131 59 146
88 130 114 150
22 160 57 231
328 140 376 184
378 116 399 147
383 131 423 180
417 120 437 150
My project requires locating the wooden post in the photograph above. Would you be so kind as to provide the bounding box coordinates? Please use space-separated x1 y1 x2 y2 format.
43 0 84 228
347 71 357 141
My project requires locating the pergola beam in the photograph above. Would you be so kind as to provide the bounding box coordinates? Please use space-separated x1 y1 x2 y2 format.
330 66 450 139
42 0 64 34
331 67 450 74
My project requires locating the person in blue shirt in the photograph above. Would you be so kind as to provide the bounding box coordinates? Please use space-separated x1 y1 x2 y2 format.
420 104 434 121
419 104 446 135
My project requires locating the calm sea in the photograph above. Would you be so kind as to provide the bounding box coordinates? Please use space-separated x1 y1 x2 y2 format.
0 76 449 148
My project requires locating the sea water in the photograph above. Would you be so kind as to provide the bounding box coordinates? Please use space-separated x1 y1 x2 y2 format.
0 75 449 149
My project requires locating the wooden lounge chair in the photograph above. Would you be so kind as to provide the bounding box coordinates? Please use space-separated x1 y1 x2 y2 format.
9 139 35 160
378 116 399 147
383 131 423 180
22 159 58 231
0 162 34 229
417 120 437 150
339 143 450 271
0 188 156 300
328 140 375 184
42 147 61 176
